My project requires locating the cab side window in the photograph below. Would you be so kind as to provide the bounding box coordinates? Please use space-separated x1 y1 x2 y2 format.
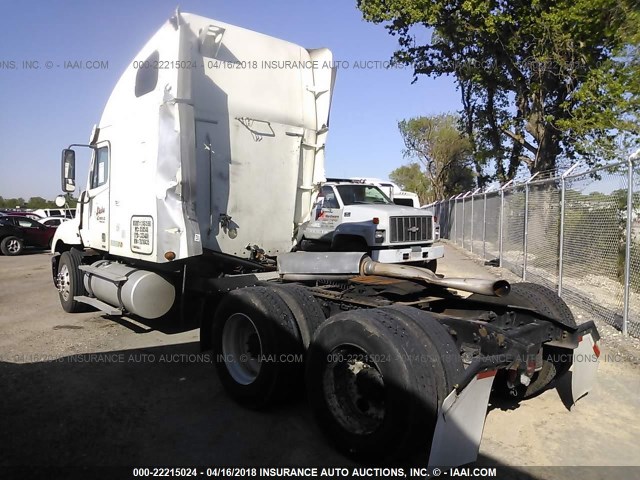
90 147 109 189
321 186 340 209
135 50 159 97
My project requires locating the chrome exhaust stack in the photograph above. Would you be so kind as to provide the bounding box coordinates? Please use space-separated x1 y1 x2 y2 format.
360 257 511 297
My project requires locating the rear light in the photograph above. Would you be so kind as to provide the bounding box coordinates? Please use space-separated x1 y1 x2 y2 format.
433 215 438 223
372 217 380 225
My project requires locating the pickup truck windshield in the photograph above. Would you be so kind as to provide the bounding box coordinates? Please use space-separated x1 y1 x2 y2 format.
336 185 392 206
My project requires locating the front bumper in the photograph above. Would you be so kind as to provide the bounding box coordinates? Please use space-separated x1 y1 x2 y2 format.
370 244 445 263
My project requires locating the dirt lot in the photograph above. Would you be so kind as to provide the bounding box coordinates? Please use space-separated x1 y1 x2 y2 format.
1 246 639 479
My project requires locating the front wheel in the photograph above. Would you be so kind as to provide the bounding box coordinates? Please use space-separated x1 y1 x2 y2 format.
425 259 437 273
56 250 88 313
1 236 24 256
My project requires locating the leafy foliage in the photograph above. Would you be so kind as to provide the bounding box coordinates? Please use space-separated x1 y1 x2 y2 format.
394 114 476 202
358 0 640 183
389 163 433 203
0 196 77 209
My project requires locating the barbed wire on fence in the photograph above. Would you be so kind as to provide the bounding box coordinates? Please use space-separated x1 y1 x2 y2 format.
432 156 640 338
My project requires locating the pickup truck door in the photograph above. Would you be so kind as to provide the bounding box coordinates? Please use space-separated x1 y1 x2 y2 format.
315 186 342 238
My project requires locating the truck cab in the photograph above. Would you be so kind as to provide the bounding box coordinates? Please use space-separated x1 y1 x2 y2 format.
52 11 334 267
297 179 443 268
391 190 420 207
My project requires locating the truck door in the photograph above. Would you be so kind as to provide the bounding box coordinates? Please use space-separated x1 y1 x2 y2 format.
83 144 110 250
316 186 342 238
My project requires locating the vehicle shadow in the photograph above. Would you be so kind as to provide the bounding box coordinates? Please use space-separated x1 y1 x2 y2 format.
0 342 348 468
6 247 51 256
487 371 576 413
103 312 198 335
0 342 567 479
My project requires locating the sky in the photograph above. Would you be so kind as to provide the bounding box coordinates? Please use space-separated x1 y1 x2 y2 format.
0 0 461 200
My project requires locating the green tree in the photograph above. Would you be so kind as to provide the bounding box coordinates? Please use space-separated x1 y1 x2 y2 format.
397 114 475 202
64 193 78 207
358 0 640 184
389 163 433 204
26 197 50 209
0 197 26 209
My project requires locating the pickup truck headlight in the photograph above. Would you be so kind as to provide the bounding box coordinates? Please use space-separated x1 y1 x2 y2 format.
374 230 385 244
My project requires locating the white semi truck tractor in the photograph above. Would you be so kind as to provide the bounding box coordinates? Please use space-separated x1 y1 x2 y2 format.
51 10 601 467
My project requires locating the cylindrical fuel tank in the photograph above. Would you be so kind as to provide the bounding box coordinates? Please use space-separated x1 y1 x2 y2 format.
84 260 175 319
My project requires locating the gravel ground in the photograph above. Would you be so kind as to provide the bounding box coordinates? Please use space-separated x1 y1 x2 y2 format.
0 249 639 480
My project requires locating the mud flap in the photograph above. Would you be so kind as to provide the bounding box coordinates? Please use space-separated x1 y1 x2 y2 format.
428 371 496 467
571 333 600 404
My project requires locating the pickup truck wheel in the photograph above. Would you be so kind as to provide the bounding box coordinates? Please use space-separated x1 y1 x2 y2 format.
263 284 326 349
306 308 453 462
425 259 437 273
1 236 24 256
469 282 577 399
56 249 89 313
212 287 304 409
332 238 369 254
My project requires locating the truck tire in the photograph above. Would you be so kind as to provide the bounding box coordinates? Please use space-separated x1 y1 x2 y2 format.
211 286 304 409
469 282 577 399
425 259 437 273
379 305 463 395
263 283 326 349
306 307 460 462
57 249 89 313
1 236 24 256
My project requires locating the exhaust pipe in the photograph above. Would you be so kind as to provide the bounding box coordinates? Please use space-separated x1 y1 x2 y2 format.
277 252 510 297
360 258 511 297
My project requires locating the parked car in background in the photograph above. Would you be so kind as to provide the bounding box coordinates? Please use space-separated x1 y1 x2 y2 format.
1 210 42 221
349 178 422 208
31 208 76 219
38 216 68 227
0 219 25 255
0 216 57 255
391 190 420 208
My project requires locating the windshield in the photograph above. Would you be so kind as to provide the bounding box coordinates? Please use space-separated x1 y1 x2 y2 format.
336 185 392 206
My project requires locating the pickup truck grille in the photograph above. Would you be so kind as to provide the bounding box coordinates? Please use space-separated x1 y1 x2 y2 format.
389 216 432 243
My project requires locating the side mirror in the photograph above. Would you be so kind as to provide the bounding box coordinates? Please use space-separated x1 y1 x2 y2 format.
54 195 66 208
61 149 76 193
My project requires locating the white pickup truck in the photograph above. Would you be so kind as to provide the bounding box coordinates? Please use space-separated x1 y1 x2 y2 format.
297 179 443 269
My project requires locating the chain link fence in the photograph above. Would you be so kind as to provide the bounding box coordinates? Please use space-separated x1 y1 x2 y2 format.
431 158 640 337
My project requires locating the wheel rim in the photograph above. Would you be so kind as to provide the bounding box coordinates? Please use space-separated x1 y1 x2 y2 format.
7 239 20 254
221 313 262 385
57 263 71 301
322 345 386 435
